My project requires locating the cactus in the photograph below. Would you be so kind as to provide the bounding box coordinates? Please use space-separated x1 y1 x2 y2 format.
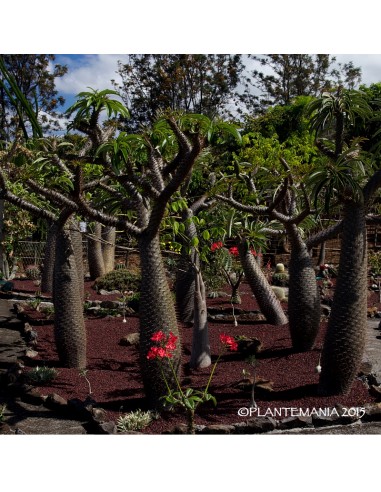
25 264 40 280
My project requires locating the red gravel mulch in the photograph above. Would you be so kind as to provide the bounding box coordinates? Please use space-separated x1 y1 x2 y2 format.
10 279 378 434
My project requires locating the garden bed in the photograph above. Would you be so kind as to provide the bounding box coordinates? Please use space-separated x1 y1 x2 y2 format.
8 278 379 434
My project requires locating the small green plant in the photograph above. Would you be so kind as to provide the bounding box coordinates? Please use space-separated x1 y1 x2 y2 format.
25 265 41 280
147 331 237 434
116 409 157 432
79 369 92 395
42 305 55 319
83 300 92 312
27 366 58 385
94 269 141 292
28 297 42 311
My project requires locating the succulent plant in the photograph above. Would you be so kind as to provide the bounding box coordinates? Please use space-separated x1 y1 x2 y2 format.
25 265 41 280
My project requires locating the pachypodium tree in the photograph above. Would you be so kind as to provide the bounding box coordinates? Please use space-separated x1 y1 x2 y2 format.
0 139 89 368
66 96 240 405
307 87 378 395
215 129 345 348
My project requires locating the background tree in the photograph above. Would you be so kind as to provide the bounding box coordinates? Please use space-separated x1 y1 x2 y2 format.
244 55 362 114
113 54 245 131
0 54 67 141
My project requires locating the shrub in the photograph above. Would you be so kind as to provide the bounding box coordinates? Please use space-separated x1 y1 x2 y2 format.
116 409 157 432
25 265 40 280
94 269 141 293
27 366 58 385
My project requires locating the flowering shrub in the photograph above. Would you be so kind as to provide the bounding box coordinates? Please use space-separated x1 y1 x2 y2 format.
147 330 238 433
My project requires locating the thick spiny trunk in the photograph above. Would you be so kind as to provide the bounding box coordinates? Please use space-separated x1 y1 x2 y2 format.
286 224 321 351
41 223 57 294
318 202 367 395
238 240 287 326
53 228 87 368
190 267 211 368
69 220 85 301
175 209 198 323
139 232 181 408
102 225 116 273
88 222 105 280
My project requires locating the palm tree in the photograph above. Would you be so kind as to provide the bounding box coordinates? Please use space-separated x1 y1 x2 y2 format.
307 87 374 395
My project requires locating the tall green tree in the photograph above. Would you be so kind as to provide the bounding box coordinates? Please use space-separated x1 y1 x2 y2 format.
307 87 377 395
245 55 362 113
113 54 245 131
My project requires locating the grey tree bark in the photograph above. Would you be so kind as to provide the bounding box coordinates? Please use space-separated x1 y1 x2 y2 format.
190 266 211 368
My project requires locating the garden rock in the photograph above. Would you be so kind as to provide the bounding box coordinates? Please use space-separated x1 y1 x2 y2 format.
245 417 277 433
369 385 381 400
97 421 117 434
24 349 39 358
236 336 262 355
362 402 381 421
91 407 108 423
98 289 120 296
278 416 313 429
171 423 188 434
120 333 140 346
201 424 235 434
312 409 342 427
44 393 68 411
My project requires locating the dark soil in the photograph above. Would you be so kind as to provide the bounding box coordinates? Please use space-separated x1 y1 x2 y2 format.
10 279 378 434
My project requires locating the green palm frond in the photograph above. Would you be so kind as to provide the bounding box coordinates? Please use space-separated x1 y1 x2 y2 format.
307 153 365 212
307 88 372 134
66 87 130 122
0 57 43 139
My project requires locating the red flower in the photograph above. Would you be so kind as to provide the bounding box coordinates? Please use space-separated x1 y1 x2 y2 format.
219 333 238 351
165 332 178 351
151 331 165 342
147 347 160 359
229 246 239 257
211 241 223 252
250 249 263 257
147 331 178 359
147 346 172 360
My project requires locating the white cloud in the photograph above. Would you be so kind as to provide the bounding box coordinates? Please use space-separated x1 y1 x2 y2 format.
55 54 130 96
